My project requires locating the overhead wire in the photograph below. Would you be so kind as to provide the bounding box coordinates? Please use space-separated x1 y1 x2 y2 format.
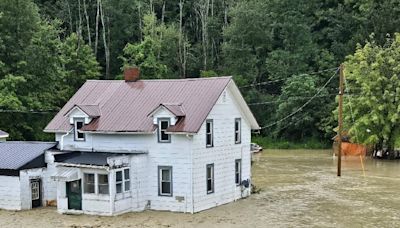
259 67 339 130
239 67 338 89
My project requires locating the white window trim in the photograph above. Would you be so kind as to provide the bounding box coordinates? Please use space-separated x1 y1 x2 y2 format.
97 173 109 195
206 119 214 148
83 173 95 194
206 163 214 194
235 118 241 144
116 168 130 194
235 159 242 185
158 166 173 197
74 118 85 141
158 118 171 143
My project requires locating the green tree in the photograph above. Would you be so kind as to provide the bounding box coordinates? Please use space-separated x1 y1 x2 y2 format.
60 33 101 101
342 34 400 152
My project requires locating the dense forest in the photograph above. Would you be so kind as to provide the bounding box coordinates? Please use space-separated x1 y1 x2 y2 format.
1 0 400 144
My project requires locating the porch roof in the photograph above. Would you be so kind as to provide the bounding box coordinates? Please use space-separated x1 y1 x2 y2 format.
54 152 123 166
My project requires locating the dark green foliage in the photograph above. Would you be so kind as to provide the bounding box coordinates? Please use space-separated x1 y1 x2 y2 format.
1 0 400 145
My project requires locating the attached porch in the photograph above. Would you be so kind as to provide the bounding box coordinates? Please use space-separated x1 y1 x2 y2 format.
51 151 147 216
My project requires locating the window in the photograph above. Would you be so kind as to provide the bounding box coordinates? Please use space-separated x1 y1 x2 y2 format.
74 118 85 141
84 173 95 193
235 159 242 185
98 174 109 195
235 118 241 144
116 168 130 194
206 119 213 147
158 166 172 196
124 169 130 191
158 119 171 143
206 164 214 194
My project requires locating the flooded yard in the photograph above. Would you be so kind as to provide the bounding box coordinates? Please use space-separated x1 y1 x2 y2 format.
1 149 400 227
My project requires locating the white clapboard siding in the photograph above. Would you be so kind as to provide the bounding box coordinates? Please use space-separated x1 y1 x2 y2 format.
0 176 21 210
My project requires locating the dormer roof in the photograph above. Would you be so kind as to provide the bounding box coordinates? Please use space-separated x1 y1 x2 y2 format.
148 103 186 117
65 104 101 118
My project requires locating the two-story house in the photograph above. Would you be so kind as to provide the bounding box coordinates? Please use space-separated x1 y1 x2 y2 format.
45 68 260 215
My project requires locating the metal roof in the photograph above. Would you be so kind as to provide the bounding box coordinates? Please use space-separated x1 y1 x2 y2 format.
65 104 101 117
45 77 232 133
0 142 56 170
54 152 126 166
0 130 9 138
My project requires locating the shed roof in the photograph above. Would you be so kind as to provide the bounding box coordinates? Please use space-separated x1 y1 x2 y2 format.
54 152 129 166
0 130 9 138
45 77 233 133
0 142 56 170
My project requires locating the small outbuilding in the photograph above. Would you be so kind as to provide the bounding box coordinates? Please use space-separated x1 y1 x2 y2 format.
0 142 57 210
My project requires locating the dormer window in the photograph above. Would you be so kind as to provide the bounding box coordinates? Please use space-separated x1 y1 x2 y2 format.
158 118 171 143
74 118 85 141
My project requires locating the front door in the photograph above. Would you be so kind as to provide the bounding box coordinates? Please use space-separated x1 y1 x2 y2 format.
31 179 41 208
66 180 82 210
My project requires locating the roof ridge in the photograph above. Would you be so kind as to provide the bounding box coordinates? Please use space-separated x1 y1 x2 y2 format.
86 76 232 83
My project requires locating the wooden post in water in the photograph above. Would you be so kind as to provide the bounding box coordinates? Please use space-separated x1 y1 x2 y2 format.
337 64 344 177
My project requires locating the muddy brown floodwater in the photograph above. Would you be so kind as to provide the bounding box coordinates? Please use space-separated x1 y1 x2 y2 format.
1 149 400 228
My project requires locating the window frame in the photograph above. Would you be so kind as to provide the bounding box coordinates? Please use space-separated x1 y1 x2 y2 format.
235 159 242 186
83 173 95 194
116 168 130 194
73 118 86 141
97 174 109 195
206 119 214 148
206 163 214 194
158 118 171 143
158 166 173 197
235 118 241 144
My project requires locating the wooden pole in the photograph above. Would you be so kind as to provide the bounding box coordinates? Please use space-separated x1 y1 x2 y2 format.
338 64 344 176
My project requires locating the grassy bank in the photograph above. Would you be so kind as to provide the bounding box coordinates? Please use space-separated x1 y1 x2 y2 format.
252 136 331 149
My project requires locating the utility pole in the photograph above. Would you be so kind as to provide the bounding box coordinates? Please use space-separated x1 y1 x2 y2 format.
338 64 344 176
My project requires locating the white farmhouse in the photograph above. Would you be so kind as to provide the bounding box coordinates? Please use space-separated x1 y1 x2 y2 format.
44 69 260 215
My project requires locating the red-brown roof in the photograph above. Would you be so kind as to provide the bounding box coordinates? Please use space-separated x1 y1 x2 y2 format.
45 77 232 133
65 104 101 117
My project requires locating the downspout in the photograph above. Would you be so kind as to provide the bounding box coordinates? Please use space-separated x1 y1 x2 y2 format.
186 134 194 214
60 128 73 151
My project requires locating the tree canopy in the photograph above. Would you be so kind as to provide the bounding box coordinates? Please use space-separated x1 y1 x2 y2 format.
1 0 400 143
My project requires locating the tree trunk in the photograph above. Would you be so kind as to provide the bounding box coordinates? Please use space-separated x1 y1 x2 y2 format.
196 0 210 71
178 0 185 78
66 0 73 34
99 0 110 79
78 0 83 42
83 0 92 47
138 2 142 41
95 0 100 57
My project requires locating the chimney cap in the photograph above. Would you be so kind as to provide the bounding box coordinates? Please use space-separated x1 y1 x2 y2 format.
124 66 140 82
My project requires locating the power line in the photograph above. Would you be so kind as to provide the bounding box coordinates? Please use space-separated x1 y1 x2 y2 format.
247 94 337 106
0 109 58 114
239 67 338 89
260 67 339 130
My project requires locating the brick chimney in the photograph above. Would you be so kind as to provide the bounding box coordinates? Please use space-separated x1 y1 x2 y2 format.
124 67 140 82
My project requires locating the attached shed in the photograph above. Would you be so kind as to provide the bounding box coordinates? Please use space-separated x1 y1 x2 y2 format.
0 142 56 210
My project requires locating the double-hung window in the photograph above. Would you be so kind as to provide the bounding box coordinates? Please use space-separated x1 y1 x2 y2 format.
206 119 213 147
74 118 85 141
158 166 172 196
98 174 109 195
206 164 214 194
235 118 241 144
158 119 171 143
84 173 95 193
116 168 130 194
235 159 242 185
